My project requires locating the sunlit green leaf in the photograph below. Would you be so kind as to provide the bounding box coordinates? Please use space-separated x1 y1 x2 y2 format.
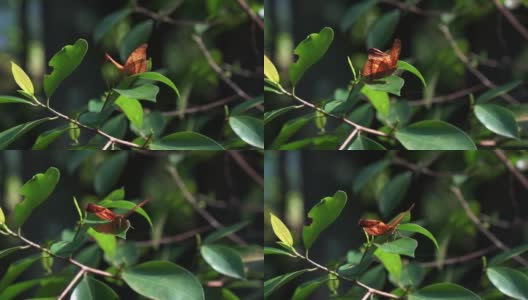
11 62 34 95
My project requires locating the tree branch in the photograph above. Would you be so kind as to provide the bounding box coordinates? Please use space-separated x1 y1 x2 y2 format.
227 151 264 188
339 128 359 150
234 0 264 30
493 150 528 190
493 0 528 41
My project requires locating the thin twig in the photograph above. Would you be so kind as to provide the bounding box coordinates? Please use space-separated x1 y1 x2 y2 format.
58 269 85 300
392 157 461 177
439 24 519 104
135 226 211 247
102 140 113 150
361 291 373 300
166 166 247 245
134 5 205 26
381 0 442 17
295 252 399 299
409 85 484 106
282 89 388 137
192 34 253 101
35 101 142 149
450 186 528 267
234 0 264 30
227 151 264 188
493 150 528 190
163 95 240 117
493 0 528 41
339 129 359 150
421 246 497 268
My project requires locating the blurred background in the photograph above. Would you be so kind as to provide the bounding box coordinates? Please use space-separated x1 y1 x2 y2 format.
0 150 263 299
265 0 528 144
0 0 263 148
264 151 528 299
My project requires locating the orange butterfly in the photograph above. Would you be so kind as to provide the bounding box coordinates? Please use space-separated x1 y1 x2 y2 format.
358 203 414 236
362 39 401 81
105 44 148 75
86 199 149 234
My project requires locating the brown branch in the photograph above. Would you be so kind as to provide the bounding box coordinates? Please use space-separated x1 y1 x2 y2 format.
450 186 528 267
493 150 528 190
134 5 205 26
493 0 528 41
381 0 442 17
166 166 247 245
421 246 497 268
192 34 253 101
439 24 519 104
339 128 359 150
163 95 241 117
135 226 211 247
392 156 461 177
282 89 388 138
409 85 484 106
234 0 264 30
58 269 85 300
227 151 264 188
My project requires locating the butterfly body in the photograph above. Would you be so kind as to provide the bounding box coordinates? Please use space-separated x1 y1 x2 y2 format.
362 39 401 81
85 199 149 234
105 44 148 75
358 203 414 236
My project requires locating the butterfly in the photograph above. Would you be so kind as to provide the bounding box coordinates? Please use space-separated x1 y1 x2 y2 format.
361 39 401 81
358 203 414 236
105 44 148 75
85 199 149 234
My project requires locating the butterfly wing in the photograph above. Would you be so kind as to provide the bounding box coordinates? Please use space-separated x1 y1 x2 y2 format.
86 204 117 221
387 203 415 229
123 44 148 75
389 38 401 68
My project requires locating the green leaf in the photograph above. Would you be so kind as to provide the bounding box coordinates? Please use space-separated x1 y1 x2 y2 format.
131 110 167 139
378 172 411 217
264 105 302 125
32 125 69 150
264 269 311 298
397 60 426 87
0 95 34 105
229 116 263 149
289 27 334 86
0 279 41 300
367 10 400 49
88 227 116 258
487 266 528 300
395 120 477 150
149 132 224 150
11 62 34 95
397 223 439 250
231 96 263 115
122 261 204 300
291 277 328 300
264 54 280 83
365 75 404 96
477 80 522 103
0 255 39 292
71 276 119 300
409 283 481 300
374 248 402 280
94 8 133 42
114 84 159 102
269 213 294 247
263 247 295 257
204 222 248 244
44 39 88 98
120 20 154 62
0 206 4 224
0 246 28 259
115 96 144 128
270 114 315 149
348 134 386 150
303 191 347 250
340 0 379 31
201 245 245 279
90 115 127 146
132 72 180 99
474 104 519 139
361 85 390 117
353 159 389 193
489 243 528 266
13 167 60 228
0 118 52 150
94 153 128 196
375 237 418 258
